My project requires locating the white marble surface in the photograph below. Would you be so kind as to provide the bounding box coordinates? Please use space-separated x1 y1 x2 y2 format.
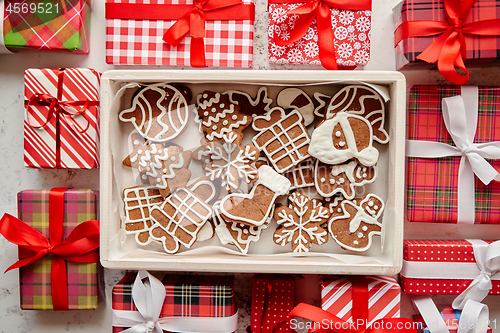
0 0 500 332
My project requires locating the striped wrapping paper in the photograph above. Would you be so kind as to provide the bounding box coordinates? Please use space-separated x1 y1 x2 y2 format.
23 68 100 169
321 276 400 325
406 85 500 224
413 306 492 333
105 0 254 67
3 0 90 53
17 189 99 310
112 273 236 333
393 0 500 70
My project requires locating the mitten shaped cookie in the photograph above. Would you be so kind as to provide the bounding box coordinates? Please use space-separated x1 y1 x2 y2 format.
328 193 384 252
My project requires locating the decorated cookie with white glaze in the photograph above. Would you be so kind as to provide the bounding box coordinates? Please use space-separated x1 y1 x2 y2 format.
328 193 384 252
277 88 315 126
223 87 272 117
308 112 379 167
284 158 315 191
119 83 190 142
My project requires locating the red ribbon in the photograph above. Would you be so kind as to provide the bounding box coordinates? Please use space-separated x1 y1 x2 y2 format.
394 0 500 85
289 276 417 333
0 188 100 310
105 1 255 67
268 0 371 70
25 70 98 168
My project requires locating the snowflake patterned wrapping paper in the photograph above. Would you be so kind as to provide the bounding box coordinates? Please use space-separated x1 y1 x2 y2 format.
321 276 400 325
23 68 100 169
1 0 90 53
251 275 294 333
105 0 254 67
406 85 500 224
16 189 100 310
401 240 500 296
268 1 372 68
112 273 237 333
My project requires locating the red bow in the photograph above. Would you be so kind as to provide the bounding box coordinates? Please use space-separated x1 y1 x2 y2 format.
394 0 500 85
269 0 371 70
0 188 100 310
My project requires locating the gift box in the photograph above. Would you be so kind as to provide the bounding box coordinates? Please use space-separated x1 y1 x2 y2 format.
1 0 90 53
251 275 294 333
268 0 372 69
393 0 500 84
24 68 100 169
0 188 100 310
321 276 401 325
105 0 255 67
112 272 237 333
401 239 500 297
406 85 500 224
413 306 492 333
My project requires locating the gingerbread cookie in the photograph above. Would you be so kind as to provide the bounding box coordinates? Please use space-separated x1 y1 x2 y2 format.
195 91 252 145
328 194 384 252
252 107 311 173
308 112 379 167
315 159 377 199
123 186 164 245
284 158 315 191
253 155 270 169
274 192 330 253
193 132 259 192
324 85 389 144
119 83 191 142
149 178 217 254
223 87 272 117
277 88 315 126
219 165 291 227
313 92 332 119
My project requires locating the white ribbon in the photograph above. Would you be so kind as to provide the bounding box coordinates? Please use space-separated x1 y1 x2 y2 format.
406 86 500 224
452 240 500 310
112 270 238 333
412 297 489 333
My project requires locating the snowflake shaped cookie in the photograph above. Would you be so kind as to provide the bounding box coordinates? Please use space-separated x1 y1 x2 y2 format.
274 192 330 253
194 133 259 192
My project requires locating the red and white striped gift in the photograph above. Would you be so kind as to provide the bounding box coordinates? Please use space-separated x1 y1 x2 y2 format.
321 276 400 325
24 68 100 169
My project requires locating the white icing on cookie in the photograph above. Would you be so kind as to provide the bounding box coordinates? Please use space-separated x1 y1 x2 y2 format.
276 88 315 126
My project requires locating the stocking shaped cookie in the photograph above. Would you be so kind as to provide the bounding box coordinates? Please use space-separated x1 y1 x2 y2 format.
123 186 164 245
274 192 329 253
149 178 217 254
219 165 291 227
309 112 379 167
223 87 272 117
315 160 377 199
324 85 389 144
277 88 315 126
119 83 190 142
328 194 384 252
252 107 311 173
195 90 252 145
193 132 259 192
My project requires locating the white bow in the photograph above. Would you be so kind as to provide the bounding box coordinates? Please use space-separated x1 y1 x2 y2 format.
406 86 500 223
453 240 500 310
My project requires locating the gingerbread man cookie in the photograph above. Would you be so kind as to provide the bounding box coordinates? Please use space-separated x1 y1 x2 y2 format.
328 194 384 252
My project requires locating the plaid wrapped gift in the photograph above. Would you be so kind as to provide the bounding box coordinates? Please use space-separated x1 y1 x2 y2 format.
406 85 500 224
112 272 237 332
268 0 371 69
2 0 90 53
105 0 254 67
15 189 99 310
24 68 100 169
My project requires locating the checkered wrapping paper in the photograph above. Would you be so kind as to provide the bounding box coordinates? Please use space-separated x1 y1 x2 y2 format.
406 86 500 224
394 0 500 70
17 189 99 310
112 273 236 333
3 0 90 53
105 0 254 67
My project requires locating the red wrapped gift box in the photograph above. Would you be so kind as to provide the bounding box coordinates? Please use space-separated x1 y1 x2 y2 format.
23 68 100 169
401 239 500 296
406 85 500 224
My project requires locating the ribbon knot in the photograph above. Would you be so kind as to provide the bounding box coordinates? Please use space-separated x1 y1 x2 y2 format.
145 321 156 333
460 144 479 156
47 245 56 256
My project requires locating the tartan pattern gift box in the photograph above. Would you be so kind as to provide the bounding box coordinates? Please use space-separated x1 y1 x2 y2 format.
406 85 500 224
105 0 255 67
112 271 238 333
2 0 91 53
